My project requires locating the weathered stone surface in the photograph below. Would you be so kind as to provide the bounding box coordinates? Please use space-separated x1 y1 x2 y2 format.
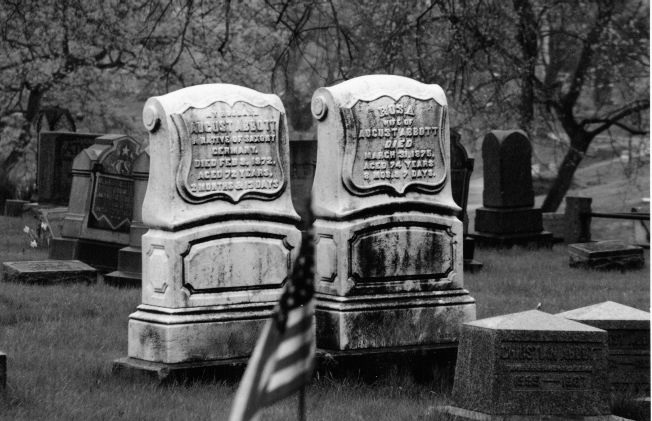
2 260 97 284
558 301 650 395
568 241 644 270
122 84 301 366
452 310 612 417
481 130 534 209
310 75 475 350
37 132 102 205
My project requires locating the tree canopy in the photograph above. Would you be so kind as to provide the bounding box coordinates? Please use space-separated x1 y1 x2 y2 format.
0 0 649 207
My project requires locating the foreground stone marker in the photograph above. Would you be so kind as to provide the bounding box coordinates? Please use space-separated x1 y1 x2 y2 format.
310 75 475 351
2 260 97 284
440 310 631 420
472 130 552 247
568 240 644 270
49 134 149 279
116 84 300 371
559 301 650 396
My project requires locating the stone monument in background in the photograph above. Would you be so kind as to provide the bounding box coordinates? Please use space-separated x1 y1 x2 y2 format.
309 74 476 351
471 130 552 247
37 131 104 205
116 84 300 372
49 134 149 283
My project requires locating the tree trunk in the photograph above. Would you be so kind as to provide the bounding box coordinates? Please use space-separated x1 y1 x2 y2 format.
513 0 537 131
541 130 593 212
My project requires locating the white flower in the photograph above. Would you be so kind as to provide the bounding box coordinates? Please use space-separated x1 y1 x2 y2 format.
30 240 37 248
40 222 48 231
23 226 30 234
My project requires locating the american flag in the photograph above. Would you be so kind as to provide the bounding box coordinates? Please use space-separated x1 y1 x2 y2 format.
229 213 315 421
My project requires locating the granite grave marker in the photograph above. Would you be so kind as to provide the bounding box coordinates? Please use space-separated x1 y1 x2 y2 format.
472 130 552 247
2 260 97 284
115 83 301 371
310 74 476 351
440 310 630 420
559 301 650 396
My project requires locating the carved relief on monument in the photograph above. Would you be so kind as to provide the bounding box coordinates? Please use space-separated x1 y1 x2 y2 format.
341 95 447 196
171 101 286 203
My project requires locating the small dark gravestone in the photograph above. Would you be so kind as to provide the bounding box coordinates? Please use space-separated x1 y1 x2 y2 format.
450 129 481 272
568 240 644 270
3 199 27 217
472 130 552 247
37 132 103 205
559 301 650 396
2 260 97 284
114 83 300 374
49 134 149 280
440 310 631 420
0 351 5 390
309 74 476 351
289 140 317 222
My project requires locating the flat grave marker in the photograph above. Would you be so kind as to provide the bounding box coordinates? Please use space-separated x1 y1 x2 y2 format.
2 260 97 284
568 240 644 270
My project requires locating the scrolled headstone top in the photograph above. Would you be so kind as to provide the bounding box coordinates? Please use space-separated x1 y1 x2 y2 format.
142 83 298 230
311 74 457 219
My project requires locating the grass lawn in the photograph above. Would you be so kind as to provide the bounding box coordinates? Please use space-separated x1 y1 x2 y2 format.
0 213 650 420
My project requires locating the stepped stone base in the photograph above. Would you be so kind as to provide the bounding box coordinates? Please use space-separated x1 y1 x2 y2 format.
437 405 632 421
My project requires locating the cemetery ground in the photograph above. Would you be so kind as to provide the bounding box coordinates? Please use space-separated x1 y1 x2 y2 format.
0 213 649 420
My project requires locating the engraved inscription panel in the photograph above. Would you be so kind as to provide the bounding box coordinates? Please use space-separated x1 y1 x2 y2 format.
350 225 453 281
499 341 601 393
172 101 285 203
90 173 134 232
183 235 291 293
342 95 447 195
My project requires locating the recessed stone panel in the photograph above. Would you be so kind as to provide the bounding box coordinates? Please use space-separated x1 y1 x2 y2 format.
342 96 446 196
350 224 453 281
182 235 291 293
172 101 285 203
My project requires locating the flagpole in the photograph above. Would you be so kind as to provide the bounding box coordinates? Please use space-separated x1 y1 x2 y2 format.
298 386 306 421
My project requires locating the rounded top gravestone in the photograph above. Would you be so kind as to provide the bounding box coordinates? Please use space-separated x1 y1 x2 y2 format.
141 84 298 230
482 130 534 209
310 74 459 220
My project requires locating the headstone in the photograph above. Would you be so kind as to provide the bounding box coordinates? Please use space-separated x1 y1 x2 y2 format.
565 196 593 243
309 74 476 351
49 134 149 278
2 260 97 284
472 130 552 247
450 129 482 272
3 199 27 217
37 132 103 204
558 301 650 396
568 240 644 270
440 310 629 420
0 351 5 389
116 83 300 369
289 140 317 222
631 200 650 248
